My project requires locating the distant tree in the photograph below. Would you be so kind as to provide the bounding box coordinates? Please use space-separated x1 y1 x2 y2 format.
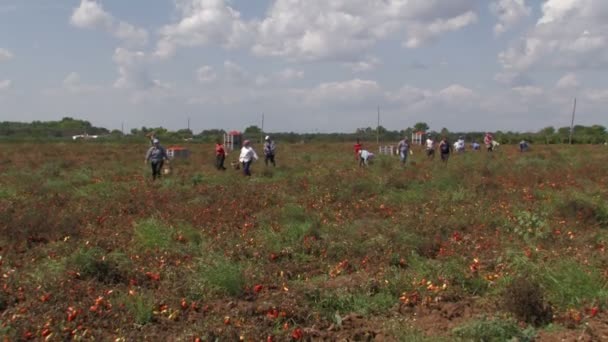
244 125 262 134
413 122 429 132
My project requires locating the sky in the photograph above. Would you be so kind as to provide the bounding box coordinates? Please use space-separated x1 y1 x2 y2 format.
0 0 607 133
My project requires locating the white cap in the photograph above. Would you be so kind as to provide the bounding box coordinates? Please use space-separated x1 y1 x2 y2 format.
265 136 270 140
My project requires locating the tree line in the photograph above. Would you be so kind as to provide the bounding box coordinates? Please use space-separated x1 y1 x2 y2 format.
0 119 606 145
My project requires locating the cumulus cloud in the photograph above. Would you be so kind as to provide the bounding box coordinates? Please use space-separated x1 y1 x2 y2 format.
112 48 156 90
62 72 100 93
0 80 11 90
155 0 252 59
157 0 477 61
276 68 304 81
512 85 544 97
490 0 531 35
0 48 13 62
499 0 608 70
556 73 580 89
70 0 148 46
343 56 381 73
299 79 383 107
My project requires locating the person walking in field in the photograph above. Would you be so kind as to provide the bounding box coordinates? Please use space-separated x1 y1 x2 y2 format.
145 138 168 180
215 140 227 170
397 137 411 165
425 135 435 159
439 136 452 163
484 133 494 152
263 136 277 167
239 140 258 176
354 139 363 161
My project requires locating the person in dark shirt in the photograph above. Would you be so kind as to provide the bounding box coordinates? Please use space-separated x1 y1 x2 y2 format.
145 139 168 180
215 141 227 170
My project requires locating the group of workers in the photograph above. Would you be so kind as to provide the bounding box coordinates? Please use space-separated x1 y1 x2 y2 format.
144 135 277 180
144 132 528 180
354 132 520 167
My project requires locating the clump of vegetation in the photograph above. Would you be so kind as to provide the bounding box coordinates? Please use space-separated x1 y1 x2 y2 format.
503 276 553 326
453 316 536 342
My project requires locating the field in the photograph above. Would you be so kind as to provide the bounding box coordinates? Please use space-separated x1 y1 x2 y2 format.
1 142 608 341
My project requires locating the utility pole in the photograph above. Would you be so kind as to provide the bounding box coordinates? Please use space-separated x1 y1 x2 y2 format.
187 117 190 131
569 98 577 145
121 122 124 135
261 113 265 144
376 106 380 146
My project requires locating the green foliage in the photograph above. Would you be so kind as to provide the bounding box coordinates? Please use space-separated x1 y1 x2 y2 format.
134 218 173 251
306 288 395 320
542 260 608 309
67 248 134 284
122 293 155 325
191 173 204 185
453 316 536 342
196 257 245 297
512 210 550 242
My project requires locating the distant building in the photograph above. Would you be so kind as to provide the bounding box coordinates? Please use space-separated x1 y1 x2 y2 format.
412 131 425 145
224 131 243 152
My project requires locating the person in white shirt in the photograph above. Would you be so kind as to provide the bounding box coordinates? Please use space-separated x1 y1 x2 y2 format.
425 136 435 159
239 140 258 176
358 149 374 167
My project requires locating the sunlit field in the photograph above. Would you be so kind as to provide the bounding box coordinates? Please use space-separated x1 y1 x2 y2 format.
1 142 607 340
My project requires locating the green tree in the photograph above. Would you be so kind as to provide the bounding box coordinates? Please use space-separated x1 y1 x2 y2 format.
413 122 429 132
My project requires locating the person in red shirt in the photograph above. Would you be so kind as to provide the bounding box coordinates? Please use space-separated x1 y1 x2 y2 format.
354 139 362 161
215 140 227 170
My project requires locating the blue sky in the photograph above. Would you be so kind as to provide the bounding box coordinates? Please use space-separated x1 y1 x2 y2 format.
0 0 606 133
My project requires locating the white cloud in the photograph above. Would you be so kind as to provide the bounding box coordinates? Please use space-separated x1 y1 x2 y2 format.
584 88 608 103
512 85 544 97
158 0 477 62
223 60 251 85
70 0 148 46
343 56 381 73
556 73 579 89
62 72 99 93
155 0 252 59
490 0 531 35
301 79 383 107
499 0 608 70
0 48 13 62
196 65 217 83
112 48 155 89
276 68 304 81
0 80 11 90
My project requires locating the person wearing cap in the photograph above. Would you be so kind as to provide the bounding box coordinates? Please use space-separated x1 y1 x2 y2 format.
263 135 277 167
144 138 168 180
455 136 465 153
239 140 258 176
215 140 227 170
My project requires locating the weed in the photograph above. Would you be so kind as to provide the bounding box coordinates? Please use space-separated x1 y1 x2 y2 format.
542 260 608 309
67 248 133 284
134 218 172 251
452 316 536 342
306 288 395 320
196 256 245 297
122 293 155 325
191 173 204 185
503 276 553 326
512 210 550 242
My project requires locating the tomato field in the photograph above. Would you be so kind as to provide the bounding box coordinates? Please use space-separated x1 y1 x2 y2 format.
1 142 608 341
